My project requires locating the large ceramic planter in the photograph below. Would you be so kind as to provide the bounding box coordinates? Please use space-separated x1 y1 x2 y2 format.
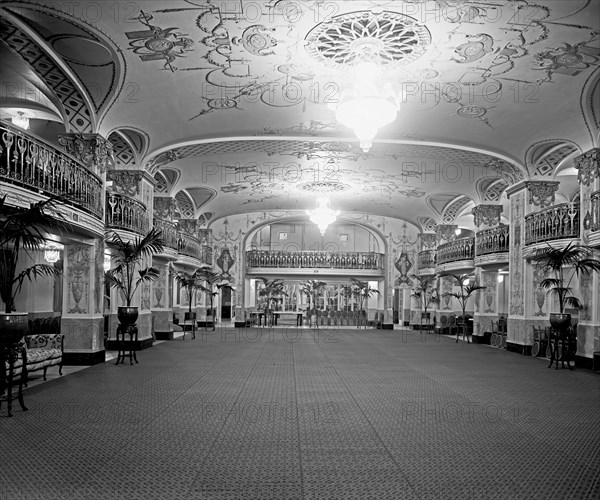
0 312 28 345
549 313 571 334
117 306 139 326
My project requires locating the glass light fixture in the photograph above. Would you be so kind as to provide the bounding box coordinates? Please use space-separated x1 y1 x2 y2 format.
43 243 62 264
497 274 504 283
12 111 30 130
455 228 462 236
104 253 112 272
306 197 339 236
330 43 398 152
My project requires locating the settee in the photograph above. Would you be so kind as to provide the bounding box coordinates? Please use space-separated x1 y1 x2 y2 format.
3 317 64 383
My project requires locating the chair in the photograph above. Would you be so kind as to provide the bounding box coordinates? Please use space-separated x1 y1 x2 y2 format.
438 315 448 335
447 315 457 337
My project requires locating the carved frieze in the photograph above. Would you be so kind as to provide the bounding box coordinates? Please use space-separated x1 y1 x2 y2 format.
574 148 600 186
154 197 177 220
420 233 437 250
107 170 144 196
526 181 559 208
472 204 503 227
435 224 458 244
58 133 114 174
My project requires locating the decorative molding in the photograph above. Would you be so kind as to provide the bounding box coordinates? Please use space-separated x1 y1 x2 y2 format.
574 148 600 186
177 218 198 236
472 205 503 227
420 233 437 250
153 197 177 221
107 170 144 196
435 224 458 243
58 133 115 174
525 181 559 208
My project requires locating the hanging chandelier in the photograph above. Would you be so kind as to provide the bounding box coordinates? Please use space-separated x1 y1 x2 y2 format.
12 111 30 130
330 41 399 152
43 243 62 264
306 197 339 235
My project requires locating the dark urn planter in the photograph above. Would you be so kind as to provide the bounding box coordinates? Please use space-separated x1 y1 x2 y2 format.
549 313 571 334
184 312 196 322
117 306 139 326
0 313 28 346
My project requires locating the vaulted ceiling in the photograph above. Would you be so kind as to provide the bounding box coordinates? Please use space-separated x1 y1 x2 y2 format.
1 0 598 231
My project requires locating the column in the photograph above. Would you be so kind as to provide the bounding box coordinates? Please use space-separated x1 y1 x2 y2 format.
471 204 505 341
61 239 106 365
575 149 600 367
505 180 559 354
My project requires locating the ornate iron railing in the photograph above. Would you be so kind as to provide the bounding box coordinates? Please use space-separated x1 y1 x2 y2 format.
177 231 203 260
245 250 384 270
524 203 580 245
105 193 149 235
436 237 474 265
153 218 178 250
475 225 510 256
0 121 103 218
418 250 436 269
591 190 600 232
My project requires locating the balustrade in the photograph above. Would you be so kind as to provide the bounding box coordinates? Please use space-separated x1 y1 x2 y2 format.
106 193 149 235
177 231 206 262
524 203 579 245
418 250 436 269
153 218 178 250
245 250 383 270
436 237 474 265
0 121 103 218
475 225 510 256
591 190 600 233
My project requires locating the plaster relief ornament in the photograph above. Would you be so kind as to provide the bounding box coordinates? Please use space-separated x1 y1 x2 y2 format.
526 181 559 208
574 148 600 186
472 205 503 228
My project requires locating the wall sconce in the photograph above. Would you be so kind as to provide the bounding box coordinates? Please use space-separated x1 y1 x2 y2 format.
497 274 504 283
104 253 112 272
43 243 62 264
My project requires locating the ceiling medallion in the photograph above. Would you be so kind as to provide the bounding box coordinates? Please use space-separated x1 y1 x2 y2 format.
298 181 350 193
304 10 431 70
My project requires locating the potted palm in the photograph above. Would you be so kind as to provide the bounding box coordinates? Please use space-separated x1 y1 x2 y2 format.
529 242 600 333
301 279 327 327
410 275 439 330
441 273 486 343
257 277 286 326
0 196 67 344
196 268 221 330
351 278 380 328
175 269 204 331
104 227 164 327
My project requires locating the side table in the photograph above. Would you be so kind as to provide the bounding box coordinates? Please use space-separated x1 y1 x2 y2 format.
115 324 139 365
0 342 28 417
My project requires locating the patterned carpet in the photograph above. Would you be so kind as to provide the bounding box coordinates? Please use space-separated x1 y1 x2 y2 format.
1 327 599 500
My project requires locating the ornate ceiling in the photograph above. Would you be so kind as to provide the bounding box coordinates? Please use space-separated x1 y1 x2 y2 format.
1 0 598 231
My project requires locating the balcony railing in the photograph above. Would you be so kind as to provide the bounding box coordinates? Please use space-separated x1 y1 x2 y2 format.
153 218 178 250
475 225 510 256
246 250 384 270
418 250 436 269
524 203 579 245
591 190 600 233
0 121 103 218
105 193 149 235
436 237 474 265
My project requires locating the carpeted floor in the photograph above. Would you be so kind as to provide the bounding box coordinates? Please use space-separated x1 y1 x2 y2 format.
1 327 599 499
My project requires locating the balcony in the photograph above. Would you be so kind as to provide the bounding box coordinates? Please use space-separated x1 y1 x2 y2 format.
436 237 474 272
105 193 149 235
176 231 212 267
152 218 178 259
475 225 509 266
524 203 579 246
417 250 436 275
245 250 384 276
0 121 103 219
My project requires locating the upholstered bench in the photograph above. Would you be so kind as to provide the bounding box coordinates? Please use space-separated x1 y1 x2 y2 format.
22 333 64 381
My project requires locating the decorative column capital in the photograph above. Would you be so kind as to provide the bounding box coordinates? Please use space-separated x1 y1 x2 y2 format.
58 133 114 174
420 233 437 250
472 204 503 228
574 148 600 186
177 218 199 237
435 224 458 244
525 181 559 208
107 170 144 196
153 197 177 221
